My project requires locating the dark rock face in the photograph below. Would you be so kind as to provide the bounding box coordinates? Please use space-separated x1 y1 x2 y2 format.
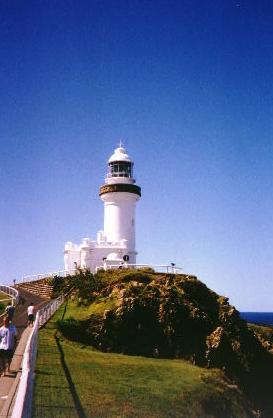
88 274 251 365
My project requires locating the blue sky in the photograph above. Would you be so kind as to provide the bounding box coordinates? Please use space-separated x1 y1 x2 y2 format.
1 0 273 310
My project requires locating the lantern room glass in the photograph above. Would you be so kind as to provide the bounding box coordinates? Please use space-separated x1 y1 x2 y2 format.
108 162 133 178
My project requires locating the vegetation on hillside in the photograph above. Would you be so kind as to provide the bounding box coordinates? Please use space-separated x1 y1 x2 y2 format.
51 268 273 417
33 301 254 418
247 323 273 353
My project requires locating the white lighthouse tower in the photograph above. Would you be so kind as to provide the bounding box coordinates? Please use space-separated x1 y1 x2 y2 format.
64 144 141 272
99 145 141 264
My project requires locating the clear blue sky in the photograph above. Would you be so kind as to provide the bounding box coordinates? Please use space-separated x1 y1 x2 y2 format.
1 0 273 311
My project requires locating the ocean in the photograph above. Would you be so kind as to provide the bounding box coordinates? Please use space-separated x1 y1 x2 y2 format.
240 312 273 326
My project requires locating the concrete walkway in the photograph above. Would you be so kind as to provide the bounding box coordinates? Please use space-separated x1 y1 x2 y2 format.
0 289 49 417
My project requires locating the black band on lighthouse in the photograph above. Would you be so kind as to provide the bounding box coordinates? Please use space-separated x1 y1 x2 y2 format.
99 184 141 197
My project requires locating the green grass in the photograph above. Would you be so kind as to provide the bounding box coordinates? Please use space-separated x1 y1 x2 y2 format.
67 297 117 319
0 291 12 300
88 296 117 315
32 301 250 418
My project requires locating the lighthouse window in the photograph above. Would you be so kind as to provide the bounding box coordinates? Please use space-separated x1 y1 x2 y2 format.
109 162 133 178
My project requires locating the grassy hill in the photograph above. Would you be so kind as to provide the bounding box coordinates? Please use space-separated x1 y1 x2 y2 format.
33 301 253 418
35 268 273 417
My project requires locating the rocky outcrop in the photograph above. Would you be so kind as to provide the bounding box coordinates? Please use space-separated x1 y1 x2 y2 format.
57 269 273 417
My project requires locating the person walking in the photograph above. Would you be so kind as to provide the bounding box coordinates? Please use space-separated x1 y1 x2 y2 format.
0 317 17 376
5 302 15 322
27 302 35 326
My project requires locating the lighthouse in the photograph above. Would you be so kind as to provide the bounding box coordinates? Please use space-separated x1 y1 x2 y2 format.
100 146 141 264
64 144 141 272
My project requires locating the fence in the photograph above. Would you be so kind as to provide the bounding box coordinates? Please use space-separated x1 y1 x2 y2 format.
96 263 183 274
11 294 65 418
0 284 19 304
18 269 76 284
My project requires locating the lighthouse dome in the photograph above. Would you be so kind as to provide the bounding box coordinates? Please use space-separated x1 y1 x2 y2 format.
108 146 133 164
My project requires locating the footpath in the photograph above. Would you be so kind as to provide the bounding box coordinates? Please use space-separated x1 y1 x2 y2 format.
0 289 49 417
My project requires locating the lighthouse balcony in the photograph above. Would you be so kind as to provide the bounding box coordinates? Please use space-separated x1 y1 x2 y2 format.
105 175 135 185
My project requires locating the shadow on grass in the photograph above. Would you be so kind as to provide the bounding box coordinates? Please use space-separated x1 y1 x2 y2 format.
54 334 86 418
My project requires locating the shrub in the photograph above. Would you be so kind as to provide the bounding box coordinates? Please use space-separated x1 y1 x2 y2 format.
136 267 155 273
52 268 107 300
57 317 89 343
120 271 152 284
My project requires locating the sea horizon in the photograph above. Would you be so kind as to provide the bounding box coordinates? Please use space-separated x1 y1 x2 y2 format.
240 312 273 326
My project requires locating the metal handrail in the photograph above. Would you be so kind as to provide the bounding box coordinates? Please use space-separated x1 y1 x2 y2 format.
96 263 183 274
11 294 65 418
18 269 76 284
0 285 19 304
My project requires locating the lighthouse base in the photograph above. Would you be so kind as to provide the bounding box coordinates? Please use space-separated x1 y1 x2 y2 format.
64 233 137 273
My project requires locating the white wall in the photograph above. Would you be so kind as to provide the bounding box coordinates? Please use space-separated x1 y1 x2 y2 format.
102 191 138 252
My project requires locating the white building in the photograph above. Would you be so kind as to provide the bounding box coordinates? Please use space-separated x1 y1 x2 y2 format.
64 145 141 272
